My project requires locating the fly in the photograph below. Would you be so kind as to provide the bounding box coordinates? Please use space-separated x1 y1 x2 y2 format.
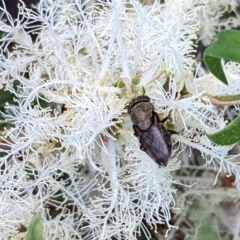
128 95 173 167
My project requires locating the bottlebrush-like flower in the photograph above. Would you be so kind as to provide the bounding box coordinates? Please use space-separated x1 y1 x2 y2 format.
0 0 240 240
195 0 239 46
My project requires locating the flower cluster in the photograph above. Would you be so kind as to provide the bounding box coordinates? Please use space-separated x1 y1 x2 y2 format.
0 0 240 239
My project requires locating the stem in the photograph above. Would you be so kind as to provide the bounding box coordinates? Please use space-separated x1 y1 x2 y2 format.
165 207 188 240
100 137 119 239
233 213 240 240
205 93 240 106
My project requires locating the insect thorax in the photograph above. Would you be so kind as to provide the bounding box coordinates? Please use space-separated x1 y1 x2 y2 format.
130 102 153 130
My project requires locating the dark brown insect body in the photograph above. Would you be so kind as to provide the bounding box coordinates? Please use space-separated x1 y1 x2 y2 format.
128 95 172 167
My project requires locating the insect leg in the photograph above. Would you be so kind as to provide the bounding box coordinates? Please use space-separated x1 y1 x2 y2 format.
154 113 177 134
160 116 168 123
168 130 177 135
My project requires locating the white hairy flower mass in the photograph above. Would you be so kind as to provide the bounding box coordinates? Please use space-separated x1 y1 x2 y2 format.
0 0 240 239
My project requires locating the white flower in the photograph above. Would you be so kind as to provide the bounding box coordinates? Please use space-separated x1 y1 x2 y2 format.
1 0 240 239
194 0 239 46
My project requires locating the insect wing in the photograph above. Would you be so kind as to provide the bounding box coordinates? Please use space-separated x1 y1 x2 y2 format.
135 124 170 167
159 122 172 156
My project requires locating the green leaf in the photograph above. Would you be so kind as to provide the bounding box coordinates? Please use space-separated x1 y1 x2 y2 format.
206 115 240 145
197 226 219 240
25 214 44 240
204 56 227 85
31 95 50 109
203 30 240 85
0 80 20 106
0 89 16 106
0 122 8 131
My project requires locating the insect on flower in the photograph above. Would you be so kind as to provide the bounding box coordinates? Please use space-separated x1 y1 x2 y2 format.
128 95 173 167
